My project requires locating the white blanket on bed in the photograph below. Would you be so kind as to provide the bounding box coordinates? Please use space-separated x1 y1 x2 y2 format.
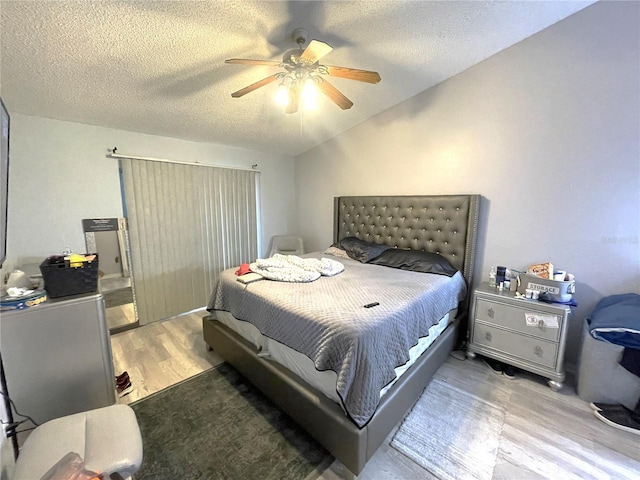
250 254 344 282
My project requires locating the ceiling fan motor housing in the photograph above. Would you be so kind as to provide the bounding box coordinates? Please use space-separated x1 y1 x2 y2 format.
291 28 308 47
282 49 303 67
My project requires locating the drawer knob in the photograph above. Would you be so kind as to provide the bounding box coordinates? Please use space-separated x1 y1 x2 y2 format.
487 307 494 319
534 345 543 357
485 332 492 342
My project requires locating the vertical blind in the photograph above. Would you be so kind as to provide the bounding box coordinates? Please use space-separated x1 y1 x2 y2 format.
120 158 258 325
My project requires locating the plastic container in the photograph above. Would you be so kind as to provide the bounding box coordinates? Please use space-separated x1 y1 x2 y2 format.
517 273 575 303
39 254 99 298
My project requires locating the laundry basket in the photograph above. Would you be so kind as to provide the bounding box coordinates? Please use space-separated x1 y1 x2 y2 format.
39 254 99 298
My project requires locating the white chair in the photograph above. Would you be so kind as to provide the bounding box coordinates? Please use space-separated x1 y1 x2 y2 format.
268 235 304 257
12 404 143 480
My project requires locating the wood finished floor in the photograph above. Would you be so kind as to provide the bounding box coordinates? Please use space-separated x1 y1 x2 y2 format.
110 315 640 479
110 309 223 405
106 302 137 330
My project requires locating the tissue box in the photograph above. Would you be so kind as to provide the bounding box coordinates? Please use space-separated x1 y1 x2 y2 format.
517 273 575 302
527 262 554 279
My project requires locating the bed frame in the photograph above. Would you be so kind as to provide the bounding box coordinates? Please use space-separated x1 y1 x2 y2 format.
203 194 480 478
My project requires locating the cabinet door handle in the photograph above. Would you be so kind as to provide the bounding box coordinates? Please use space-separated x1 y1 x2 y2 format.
485 332 492 342
487 307 494 319
534 345 543 357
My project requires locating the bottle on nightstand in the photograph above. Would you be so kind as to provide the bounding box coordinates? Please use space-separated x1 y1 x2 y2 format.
488 266 497 287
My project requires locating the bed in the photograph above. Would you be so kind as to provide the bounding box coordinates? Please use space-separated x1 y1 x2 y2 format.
202 194 480 478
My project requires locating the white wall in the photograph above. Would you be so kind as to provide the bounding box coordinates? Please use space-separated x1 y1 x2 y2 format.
294 1 640 366
2 114 297 277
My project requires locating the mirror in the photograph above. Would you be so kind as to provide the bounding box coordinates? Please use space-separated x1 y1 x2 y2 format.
83 218 137 332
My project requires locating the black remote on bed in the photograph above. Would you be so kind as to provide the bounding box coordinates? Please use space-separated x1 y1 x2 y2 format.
364 302 380 308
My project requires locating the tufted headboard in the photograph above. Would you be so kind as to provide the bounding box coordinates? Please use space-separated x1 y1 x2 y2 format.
334 195 480 283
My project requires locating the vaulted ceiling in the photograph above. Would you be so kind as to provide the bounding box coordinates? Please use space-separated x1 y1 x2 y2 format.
0 1 595 156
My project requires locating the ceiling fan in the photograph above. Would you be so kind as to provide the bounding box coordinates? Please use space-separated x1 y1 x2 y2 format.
225 28 381 114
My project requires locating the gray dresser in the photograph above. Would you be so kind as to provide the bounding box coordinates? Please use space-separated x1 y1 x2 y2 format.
466 282 571 390
1 293 116 426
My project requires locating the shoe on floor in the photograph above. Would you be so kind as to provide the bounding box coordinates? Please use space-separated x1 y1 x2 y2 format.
117 381 133 398
589 402 632 413
116 374 131 387
116 371 130 383
503 365 516 379
482 357 504 375
593 408 640 435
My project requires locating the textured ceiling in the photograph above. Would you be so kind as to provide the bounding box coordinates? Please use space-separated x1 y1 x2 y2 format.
0 1 595 157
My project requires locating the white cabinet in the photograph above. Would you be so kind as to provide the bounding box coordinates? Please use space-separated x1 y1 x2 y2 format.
467 283 571 391
1 293 116 426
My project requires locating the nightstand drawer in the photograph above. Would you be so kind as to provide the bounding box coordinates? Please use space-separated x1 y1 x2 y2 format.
473 323 558 368
475 299 561 342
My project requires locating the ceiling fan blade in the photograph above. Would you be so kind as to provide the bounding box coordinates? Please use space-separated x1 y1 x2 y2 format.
225 59 282 67
300 40 333 64
230 74 280 98
286 84 301 114
324 65 381 84
317 79 353 110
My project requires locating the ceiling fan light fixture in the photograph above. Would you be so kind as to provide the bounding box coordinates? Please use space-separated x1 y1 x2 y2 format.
275 84 290 106
227 28 380 113
302 79 318 110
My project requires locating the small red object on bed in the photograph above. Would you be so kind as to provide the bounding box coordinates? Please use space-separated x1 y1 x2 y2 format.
235 263 251 276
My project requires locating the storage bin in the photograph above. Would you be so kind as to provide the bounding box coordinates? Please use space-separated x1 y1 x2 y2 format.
39 254 99 298
517 273 575 303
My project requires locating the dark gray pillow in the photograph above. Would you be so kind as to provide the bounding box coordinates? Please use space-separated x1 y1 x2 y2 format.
334 237 392 263
368 249 458 277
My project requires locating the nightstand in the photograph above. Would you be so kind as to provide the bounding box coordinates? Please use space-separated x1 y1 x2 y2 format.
466 282 571 391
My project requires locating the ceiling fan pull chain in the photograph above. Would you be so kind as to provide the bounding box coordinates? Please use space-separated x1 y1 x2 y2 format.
299 109 304 137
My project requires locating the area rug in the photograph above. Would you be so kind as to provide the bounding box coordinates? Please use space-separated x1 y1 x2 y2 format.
391 379 505 480
130 363 333 480
103 287 133 308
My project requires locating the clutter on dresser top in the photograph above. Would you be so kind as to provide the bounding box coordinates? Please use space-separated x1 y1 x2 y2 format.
488 262 576 305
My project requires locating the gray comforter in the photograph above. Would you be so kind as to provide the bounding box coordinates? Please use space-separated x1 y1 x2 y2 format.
208 252 467 427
